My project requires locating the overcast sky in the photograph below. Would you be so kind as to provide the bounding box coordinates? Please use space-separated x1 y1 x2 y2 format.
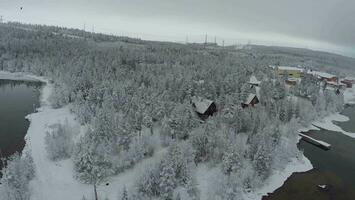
1 0 354 57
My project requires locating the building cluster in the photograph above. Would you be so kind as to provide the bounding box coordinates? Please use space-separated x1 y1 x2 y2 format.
191 75 261 119
190 65 354 120
272 65 354 90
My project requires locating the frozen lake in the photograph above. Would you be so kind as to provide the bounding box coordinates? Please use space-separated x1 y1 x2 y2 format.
0 79 42 170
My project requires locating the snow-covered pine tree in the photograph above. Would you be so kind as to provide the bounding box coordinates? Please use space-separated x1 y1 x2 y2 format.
121 186 129 200
159 154 177 199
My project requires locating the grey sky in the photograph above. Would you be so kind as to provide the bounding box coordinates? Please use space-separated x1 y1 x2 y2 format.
0 0 354 57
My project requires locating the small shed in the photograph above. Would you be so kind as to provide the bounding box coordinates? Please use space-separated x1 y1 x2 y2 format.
241 93 259 108
191 96 217 120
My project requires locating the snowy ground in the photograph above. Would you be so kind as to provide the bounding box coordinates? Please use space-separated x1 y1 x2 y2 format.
344 84 355 105
195 156 312 200
243 156 312 200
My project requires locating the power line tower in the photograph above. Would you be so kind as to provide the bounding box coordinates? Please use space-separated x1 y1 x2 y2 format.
0 16 3 23
214 36 216 45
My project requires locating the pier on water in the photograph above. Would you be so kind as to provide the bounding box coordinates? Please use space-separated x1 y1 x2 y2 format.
299 133 331 150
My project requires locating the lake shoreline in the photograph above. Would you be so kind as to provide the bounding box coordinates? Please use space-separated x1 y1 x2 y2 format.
0 74 43 172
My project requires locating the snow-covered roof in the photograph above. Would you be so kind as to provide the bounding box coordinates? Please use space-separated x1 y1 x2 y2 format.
194 80 205 84
278 66 303 71
271 65 303 72
249 75 261 85
308 70 336 79
191 96 214 114
244 93 257 105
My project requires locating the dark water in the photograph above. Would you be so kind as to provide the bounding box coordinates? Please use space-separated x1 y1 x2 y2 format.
0 79 42 170
264 106 355 200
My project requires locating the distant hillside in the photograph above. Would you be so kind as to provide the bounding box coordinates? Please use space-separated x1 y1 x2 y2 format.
247 45 355 76
1 21 354 76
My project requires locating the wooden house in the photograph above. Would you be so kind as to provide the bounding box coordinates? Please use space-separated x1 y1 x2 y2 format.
191 96 217 120
241 93 259 108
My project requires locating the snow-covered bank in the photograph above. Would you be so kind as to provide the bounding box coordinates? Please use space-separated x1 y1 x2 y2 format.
195 155 312 200
312 113 355 139
244 155 312 200
0 71 42 82
310 86 355 139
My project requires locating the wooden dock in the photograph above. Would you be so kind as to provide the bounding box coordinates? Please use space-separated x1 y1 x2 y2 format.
299 133 331 150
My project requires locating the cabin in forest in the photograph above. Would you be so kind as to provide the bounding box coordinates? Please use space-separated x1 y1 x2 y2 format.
241 93 259 108
191 96 217 120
